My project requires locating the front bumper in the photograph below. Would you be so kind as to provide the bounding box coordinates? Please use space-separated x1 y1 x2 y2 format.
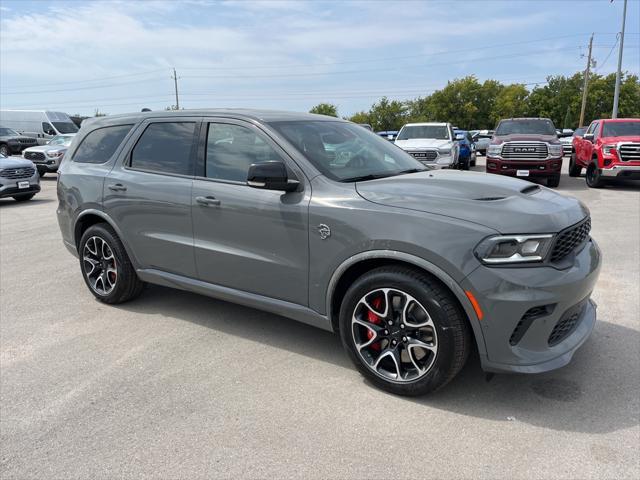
600 164 640 179
562 144 573 155
7 142 37 154
419 154 455 169
462 237 601 374
31 157 61 171
486 156 563 178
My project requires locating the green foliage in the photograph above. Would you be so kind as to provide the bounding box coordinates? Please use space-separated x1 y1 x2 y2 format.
366 97 408 131
309 103 339 117
339 71 640 131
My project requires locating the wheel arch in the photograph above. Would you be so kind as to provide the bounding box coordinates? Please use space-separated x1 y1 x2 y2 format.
74 210 140 268
326 250 487 356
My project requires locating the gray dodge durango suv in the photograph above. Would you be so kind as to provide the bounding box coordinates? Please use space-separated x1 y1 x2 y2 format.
57 110 601 396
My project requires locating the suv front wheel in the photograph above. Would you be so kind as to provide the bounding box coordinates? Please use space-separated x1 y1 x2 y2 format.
339 266 471 396
79 223 144 304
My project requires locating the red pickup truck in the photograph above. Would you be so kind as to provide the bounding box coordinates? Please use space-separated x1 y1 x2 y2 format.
570 118 640 188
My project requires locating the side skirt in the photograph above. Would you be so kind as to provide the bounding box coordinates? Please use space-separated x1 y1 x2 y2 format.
137 268 333 332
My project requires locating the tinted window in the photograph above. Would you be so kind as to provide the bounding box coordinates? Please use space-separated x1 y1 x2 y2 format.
495 119 556 136
593 122 601 138
270 121 425 182
73 124 133 164
205 123 282 182
130 122 196 175
0 127 19 136
602 121 640 137
52 122 78 133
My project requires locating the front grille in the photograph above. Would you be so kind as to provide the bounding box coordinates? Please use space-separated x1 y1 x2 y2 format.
548 299 588 346
0 167 35 179
501 142 548 160
408 150 438 161
18 138 36 145
24 151 45 161
550 216 591 263
619 143 640 162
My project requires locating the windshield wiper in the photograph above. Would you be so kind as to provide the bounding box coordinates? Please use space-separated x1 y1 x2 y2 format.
341 168 425 183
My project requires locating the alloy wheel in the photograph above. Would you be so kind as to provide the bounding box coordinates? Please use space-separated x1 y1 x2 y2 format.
83 236 118 295
351 288 438 383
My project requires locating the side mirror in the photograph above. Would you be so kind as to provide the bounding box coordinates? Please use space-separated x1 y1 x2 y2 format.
583 133 594 142
247 161 299 192
455 133 465 141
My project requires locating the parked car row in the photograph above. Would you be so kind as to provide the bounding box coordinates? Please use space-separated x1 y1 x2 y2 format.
0 152 41 202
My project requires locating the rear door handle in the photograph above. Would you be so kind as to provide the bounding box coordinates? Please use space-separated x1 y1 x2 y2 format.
108 183 127 192
196 195 221 207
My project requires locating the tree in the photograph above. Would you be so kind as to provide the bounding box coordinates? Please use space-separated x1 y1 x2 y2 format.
492 84 529 125
94 109 107 117
309 103 338 117
346 111 371 125
367 97 408 131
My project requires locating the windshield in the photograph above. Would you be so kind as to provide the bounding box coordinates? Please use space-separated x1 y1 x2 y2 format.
0 127 20 136
49 135 73 146
269 121 426 182
602 121 640 137
52 122 79 134
397 125 450 141
496 119 556 136
573 127 587 137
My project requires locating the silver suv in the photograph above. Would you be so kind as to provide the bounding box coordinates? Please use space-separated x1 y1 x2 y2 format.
57 110 601 396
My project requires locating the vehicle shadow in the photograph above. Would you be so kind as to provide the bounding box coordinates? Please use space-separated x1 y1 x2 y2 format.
0 197 54 207
558 174 640 192
115 285 639 435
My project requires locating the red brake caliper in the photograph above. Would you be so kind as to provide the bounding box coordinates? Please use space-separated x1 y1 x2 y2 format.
366 297 383 351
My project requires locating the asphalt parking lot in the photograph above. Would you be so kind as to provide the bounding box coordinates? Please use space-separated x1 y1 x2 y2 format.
1 157 639 479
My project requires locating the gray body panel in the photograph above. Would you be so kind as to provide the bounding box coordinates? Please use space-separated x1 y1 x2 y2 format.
56 109 601 374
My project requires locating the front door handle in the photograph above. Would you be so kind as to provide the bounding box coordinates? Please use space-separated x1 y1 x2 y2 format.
108 183 127 192
196 196 221 207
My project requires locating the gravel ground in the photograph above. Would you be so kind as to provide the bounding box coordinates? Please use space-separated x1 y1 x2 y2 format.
1 157 639 479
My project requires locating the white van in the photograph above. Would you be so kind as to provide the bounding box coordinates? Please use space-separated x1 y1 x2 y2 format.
0 110 79 145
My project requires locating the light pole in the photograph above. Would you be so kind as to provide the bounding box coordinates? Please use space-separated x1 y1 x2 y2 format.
612 0 627 118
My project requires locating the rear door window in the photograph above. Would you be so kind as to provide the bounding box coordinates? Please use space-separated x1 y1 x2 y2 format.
130 122 197 176
73 124 133 164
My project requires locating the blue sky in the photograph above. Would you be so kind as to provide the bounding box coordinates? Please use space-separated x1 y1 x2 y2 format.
1 0 638 117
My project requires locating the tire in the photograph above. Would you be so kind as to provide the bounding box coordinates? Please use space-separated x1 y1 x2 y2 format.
586 162 605 188
568 155 581 177
37 167 46 177
79 223 144 304
339 266 471 396
13 193 35 202
546 174 560 188
0 144 9 157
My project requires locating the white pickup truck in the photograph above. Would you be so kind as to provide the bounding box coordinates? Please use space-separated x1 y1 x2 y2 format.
394 122 460 168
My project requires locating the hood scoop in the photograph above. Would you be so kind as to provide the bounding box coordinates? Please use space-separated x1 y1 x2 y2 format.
474 196 506 201
520 185 541 195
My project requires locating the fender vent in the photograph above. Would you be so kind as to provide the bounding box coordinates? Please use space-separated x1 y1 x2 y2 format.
509 304 554 346
475 196 506 201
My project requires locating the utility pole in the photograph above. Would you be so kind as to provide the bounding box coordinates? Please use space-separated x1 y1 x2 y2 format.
612 0 628 118
171 68 180 110
579 34 594 128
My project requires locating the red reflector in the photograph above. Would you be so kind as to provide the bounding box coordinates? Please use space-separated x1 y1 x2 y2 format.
465 291 484 321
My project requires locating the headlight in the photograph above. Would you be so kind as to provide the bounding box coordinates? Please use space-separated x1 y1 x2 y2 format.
602 144 617 155
475 234 554 264
548 144 563 156
437 148 451 155
487 144 502 156
46 150 64 158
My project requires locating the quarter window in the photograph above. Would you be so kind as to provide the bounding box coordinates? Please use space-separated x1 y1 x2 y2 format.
73 124 133 164
130 122 196 176
205 123 283 182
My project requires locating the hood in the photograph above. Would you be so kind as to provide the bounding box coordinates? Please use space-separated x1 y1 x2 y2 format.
395 138 452 150
600 135 640 143
492 134 559 145
0 156 35 169
355 170 588 234
23 144 68 153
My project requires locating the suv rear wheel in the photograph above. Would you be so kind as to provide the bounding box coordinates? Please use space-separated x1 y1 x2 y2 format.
79 223 144 304
339 266 471 396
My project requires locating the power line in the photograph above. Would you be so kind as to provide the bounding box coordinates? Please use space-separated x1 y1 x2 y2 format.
0 68 168 90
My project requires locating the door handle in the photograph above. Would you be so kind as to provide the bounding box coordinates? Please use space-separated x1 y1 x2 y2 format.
108 183 127 192
196 195 221 207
